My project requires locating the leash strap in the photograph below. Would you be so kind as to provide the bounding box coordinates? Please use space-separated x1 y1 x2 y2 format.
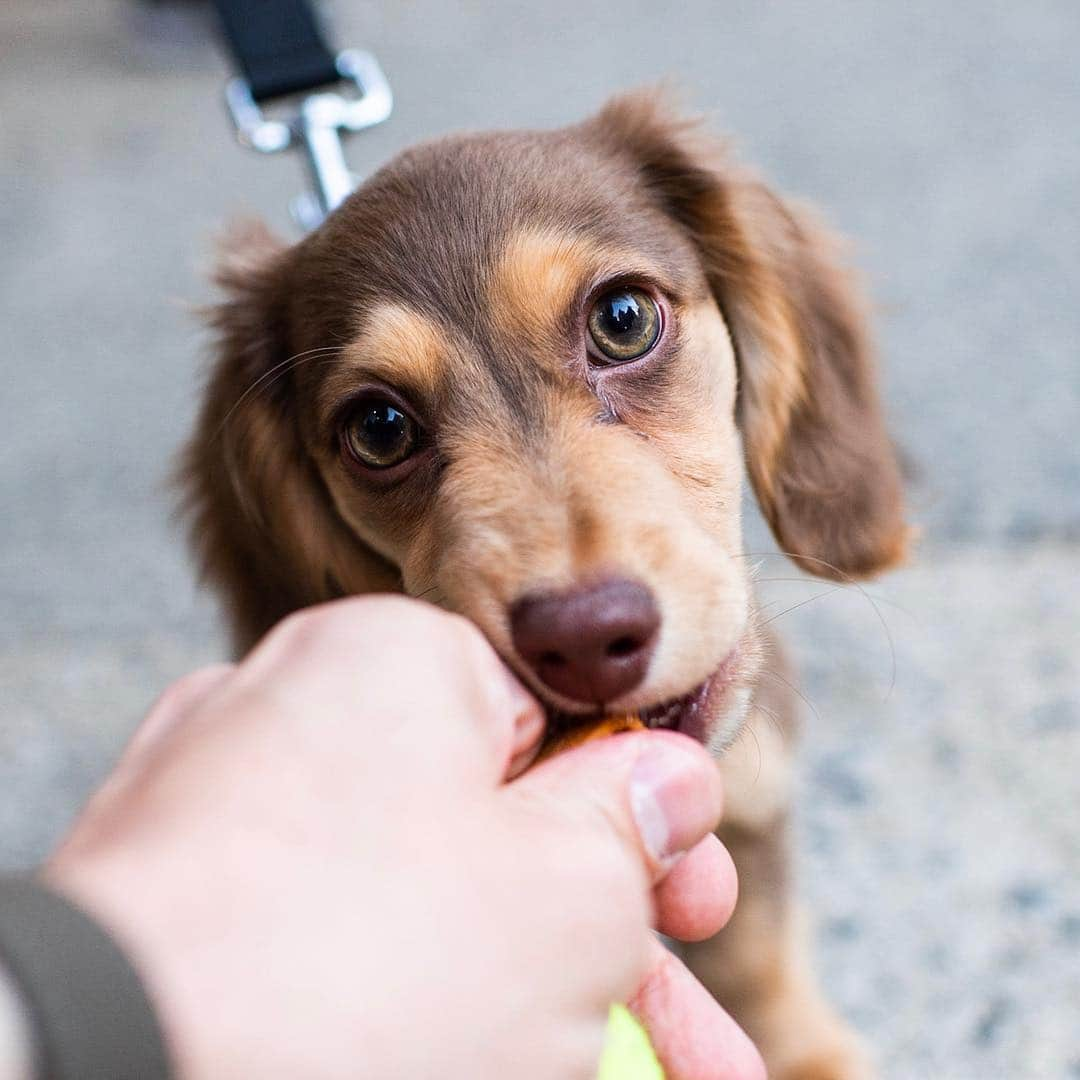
211 0 340 102
210 0 393 227
0 875 171 1079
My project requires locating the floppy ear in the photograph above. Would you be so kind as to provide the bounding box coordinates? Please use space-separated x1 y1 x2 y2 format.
179 222 399 653
588 93 909 580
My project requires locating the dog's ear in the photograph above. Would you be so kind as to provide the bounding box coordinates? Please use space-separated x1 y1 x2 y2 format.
587 93 909 580
179 222 398 653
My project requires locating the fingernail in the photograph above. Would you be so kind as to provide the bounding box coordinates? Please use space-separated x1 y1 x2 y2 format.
630 738 721 865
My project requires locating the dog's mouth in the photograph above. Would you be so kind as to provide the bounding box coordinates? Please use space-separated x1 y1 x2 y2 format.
542 647 740 746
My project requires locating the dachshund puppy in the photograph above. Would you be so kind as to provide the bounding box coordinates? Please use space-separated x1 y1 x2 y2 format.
182 92 907 1079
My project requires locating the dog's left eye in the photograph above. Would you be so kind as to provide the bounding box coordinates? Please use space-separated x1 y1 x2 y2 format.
340 397 419 470
587 288 661 363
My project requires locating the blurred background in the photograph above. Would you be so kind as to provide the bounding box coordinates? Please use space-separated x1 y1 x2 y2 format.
1 2 1077 1076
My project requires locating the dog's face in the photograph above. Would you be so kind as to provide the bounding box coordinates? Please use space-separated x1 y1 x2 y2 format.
185 94 907 751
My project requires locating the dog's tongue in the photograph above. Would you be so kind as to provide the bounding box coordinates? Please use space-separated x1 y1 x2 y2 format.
535 713 645 763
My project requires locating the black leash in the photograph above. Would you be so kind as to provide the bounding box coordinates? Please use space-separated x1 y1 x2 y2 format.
209 0 392 227
213 0 340 103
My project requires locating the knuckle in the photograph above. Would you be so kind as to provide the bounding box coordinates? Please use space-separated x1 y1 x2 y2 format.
584 827 651 915
270 596 415 652
154 663 234 716
265 597 486 685
383 600 488 670
270 604 333 649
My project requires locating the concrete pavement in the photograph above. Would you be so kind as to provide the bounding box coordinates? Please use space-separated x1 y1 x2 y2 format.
2 2 1078 1075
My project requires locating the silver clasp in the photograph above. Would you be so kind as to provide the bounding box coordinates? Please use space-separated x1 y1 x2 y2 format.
224 50 393 230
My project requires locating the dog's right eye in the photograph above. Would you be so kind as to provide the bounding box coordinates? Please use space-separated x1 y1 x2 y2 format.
340 397 419 470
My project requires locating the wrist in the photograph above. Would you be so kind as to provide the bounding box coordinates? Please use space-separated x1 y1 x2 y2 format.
0 960 34 1080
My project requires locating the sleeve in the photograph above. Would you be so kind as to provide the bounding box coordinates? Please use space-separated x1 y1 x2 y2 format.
0 876 172 1080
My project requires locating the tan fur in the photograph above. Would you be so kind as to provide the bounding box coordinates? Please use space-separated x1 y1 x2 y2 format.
719 705 793 832
180 94 909 1077
320 302 450 412
688 650 875 1079
314 304 455 567
489 226 605 356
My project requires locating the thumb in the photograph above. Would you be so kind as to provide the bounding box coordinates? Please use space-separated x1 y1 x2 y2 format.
510 730 724 878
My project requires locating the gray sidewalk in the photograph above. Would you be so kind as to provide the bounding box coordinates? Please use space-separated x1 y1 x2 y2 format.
2 2 1078 1076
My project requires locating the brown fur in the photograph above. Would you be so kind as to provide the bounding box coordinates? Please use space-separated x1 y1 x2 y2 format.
588 94 909 579
180 92 907 1077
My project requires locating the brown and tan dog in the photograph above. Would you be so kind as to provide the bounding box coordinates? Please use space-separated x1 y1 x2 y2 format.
182 91 907 1079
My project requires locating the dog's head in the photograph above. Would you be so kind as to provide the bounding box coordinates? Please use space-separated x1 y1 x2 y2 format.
183 93 907 750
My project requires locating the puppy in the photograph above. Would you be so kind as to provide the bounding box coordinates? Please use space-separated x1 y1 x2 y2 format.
182 92 907 1079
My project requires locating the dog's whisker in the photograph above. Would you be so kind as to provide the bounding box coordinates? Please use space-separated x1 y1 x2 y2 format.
412 584 448 606
753 595 807 615
757 586 846 628
749 698 784 738
216 347 347 527
749 575 912 616
752 575 841 584
213 345 344 442
759 668 822 726
741 719 764 785
739 550 898 701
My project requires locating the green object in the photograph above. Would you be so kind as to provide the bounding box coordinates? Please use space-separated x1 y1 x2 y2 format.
597 1004 665 1080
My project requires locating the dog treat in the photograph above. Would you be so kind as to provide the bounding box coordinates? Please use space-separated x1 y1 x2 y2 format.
536 713 645 762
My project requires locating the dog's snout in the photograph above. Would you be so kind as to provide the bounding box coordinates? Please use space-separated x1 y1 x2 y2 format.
509 579 660 704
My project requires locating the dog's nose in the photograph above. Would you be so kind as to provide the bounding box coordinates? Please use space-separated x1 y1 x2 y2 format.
509 579 660 704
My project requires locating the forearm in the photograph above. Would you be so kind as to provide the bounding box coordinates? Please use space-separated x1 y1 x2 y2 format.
0 961 34 1080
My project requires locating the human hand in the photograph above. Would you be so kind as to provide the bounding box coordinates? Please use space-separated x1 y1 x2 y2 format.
45 597 762 1079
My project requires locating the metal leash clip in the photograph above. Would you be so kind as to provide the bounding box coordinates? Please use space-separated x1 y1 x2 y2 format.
224 49 392 230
